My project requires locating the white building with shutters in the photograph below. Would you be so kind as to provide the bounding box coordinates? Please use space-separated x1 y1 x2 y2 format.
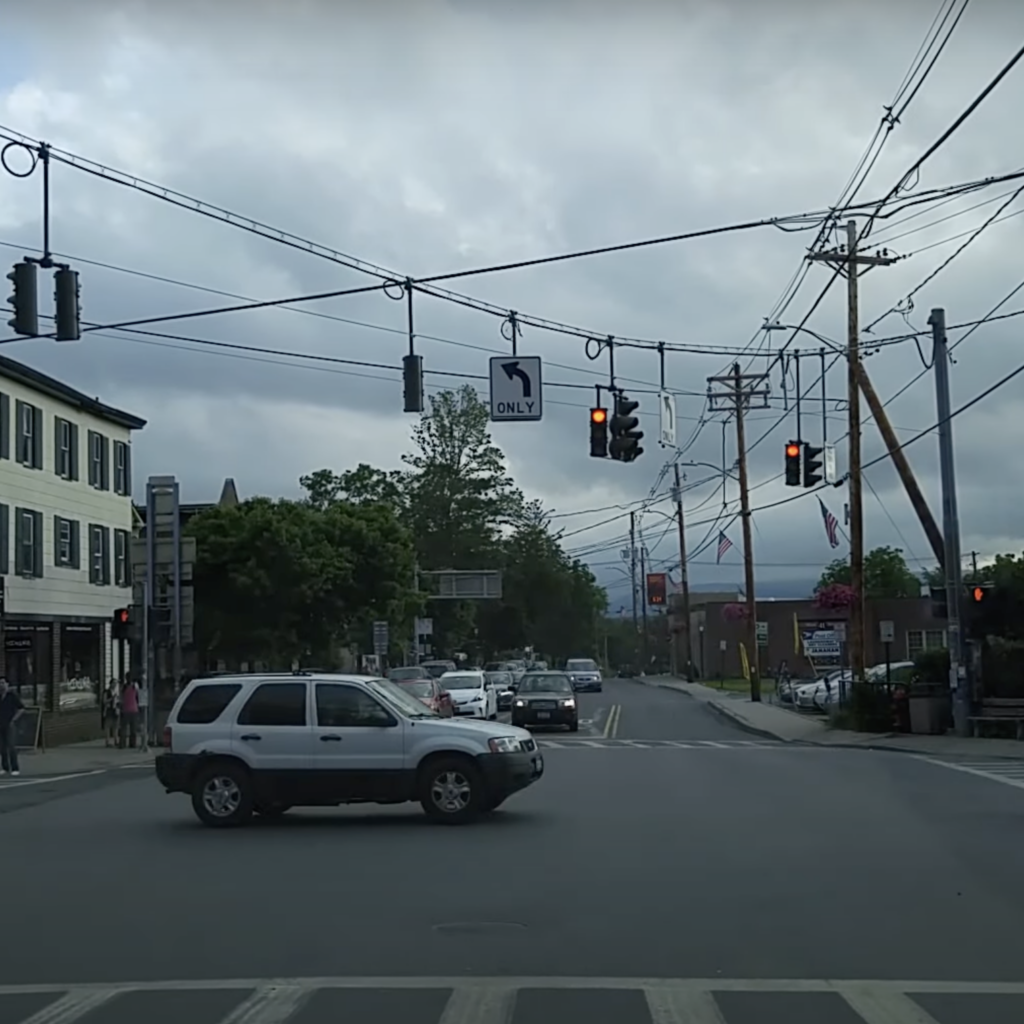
0 354 145 734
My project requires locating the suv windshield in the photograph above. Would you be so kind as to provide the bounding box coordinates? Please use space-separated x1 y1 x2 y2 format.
367 678 437 717
567 659 598 672
519 674 573 693
442 675 484 690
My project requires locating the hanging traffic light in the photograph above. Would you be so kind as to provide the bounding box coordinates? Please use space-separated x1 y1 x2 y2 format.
589 407 608 458
803 443 824 488
609 393 644 462
785 441 802 486
402 353 424 413
54 267 81 342
6 261 39 337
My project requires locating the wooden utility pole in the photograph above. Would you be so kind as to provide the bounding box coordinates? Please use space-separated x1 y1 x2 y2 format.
707 363 770 701
808 220 896 684
673 463 694 681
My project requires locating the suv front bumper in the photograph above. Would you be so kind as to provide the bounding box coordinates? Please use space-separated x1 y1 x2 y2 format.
476 750 544 798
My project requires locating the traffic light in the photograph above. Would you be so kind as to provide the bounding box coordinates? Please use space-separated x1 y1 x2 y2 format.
803 443 823 488
402 353 424 413
609 393 644 462
969 583 993 605
785 441 802 486
589 407 608 458
6 261 39 337
112 607 131 640
54 267 81 342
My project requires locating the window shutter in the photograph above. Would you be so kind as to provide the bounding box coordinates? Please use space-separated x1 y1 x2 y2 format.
32 406 42 469
0 505 7 574
14 508 24 574
87 525 97 584
124 442 132 497
87 430 97 486
100 436 110 491
0 393 9 460
102 526 111 584
14 401 25 464
53 416 61 477
69 423 79 480
33 511 43 578
71 520 80 570
53 515 62 566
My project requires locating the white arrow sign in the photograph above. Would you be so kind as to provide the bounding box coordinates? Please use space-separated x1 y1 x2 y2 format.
489 355 543 421
659 391 677 448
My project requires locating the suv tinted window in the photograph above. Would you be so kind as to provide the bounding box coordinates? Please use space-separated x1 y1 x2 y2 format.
176 683 242 724
316 684 393 727
237 682 308 726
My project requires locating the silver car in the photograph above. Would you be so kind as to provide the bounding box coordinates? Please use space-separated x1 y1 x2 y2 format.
566 658 603 692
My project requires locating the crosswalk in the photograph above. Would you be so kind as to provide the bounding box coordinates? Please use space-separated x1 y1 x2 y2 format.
2 976 1022 1024
915 755 1024 790
537 737 796 749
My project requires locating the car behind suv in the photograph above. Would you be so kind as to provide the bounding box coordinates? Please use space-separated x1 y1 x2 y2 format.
155 672 543 828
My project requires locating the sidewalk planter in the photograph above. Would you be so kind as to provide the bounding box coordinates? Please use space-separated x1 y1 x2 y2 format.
908 682 951 735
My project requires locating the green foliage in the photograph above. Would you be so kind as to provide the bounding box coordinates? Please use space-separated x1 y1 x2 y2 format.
817 546 921 599
192 385 606 668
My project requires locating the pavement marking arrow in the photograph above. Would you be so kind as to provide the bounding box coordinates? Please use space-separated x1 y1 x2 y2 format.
501 360 532 397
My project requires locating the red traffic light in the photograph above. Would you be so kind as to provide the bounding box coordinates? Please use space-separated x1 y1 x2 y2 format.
115 608 129 623
972 586 985 603
785 443 801 458
590 407 607 424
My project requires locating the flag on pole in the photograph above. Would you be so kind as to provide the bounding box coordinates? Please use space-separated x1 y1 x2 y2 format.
818 498 840 549
716 531 734 564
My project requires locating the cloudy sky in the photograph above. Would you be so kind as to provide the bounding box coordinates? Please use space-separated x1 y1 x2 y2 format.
2 0 1022 605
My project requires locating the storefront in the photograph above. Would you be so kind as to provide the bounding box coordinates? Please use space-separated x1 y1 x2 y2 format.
59 623 101 710
3 623 53 708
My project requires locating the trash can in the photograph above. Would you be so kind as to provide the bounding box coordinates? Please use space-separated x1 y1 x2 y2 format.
908 682 951 735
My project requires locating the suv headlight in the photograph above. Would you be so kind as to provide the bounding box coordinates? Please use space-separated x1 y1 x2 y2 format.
560 698 576 708
488 736 521 753
514 699 526 708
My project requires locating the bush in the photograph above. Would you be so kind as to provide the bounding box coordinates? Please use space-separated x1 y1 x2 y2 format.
912 647 949 684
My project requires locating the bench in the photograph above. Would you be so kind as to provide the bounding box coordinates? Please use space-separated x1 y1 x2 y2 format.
968 698 1024 739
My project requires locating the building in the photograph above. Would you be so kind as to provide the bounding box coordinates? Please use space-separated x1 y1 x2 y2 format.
132 476 240 533
0 355 145 745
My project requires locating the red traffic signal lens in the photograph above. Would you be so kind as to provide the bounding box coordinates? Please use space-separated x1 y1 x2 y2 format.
785 444 801 458
591 408 607 425
117 608 129 623
972 586 985 602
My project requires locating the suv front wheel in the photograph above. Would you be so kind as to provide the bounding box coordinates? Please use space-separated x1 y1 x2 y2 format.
419 756 486 824
191 761 255 828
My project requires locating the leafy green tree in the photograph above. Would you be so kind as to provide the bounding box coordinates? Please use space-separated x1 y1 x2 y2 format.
300 465 407 515
816 546 922 599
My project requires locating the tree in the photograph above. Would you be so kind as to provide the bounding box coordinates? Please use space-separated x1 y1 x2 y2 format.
816 546 921 599
300 465 407 515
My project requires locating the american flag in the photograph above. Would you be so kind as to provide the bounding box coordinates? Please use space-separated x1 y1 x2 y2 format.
716 531 734 564
819 498 840 549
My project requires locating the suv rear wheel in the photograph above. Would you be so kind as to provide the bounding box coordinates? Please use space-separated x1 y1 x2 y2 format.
191 761 254 828
419 756 486 824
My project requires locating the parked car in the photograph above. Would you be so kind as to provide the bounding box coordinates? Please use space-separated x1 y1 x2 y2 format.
155 672 543 827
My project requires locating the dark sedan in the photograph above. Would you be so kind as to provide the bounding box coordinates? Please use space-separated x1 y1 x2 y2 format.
486 671 515 711
510 672 579 732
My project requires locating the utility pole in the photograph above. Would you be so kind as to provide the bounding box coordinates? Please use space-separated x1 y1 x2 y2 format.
808 220 896 685
707 363 770 701
629 511 638 638
639 542 650 671
673 463 693 681
931 308 968 736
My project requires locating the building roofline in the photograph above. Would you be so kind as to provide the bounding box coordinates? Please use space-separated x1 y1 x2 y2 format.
0 354 146 430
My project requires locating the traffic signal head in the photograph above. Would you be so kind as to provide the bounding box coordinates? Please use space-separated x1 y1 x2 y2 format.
803 443 824 488
112 607 131 639
6 261 39 337
970 584 991 604
785 441 802 486
590 407 608 458
54 267 81 342
609 394 644 462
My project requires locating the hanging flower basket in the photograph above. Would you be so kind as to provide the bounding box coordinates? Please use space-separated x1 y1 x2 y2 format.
814 583 855 610
721 602 749 622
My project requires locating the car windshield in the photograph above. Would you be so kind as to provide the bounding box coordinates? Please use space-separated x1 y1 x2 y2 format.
486 672 512 686
421 663 451 678
567 659 598 672
442 675 484 690
519 674 573 693
366 678 437 717
388 667 426 682
483 662 504 672
397 681 434 698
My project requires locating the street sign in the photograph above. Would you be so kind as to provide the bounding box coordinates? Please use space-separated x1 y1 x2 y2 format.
756 621 768 647
489 356 543 421
879 619 895 643
658 391 677 448
372 620 389 656
833 621 847 643
415 617 433 636
824 443 837 484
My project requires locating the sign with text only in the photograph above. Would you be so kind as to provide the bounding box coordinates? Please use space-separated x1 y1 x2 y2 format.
489 356 543 421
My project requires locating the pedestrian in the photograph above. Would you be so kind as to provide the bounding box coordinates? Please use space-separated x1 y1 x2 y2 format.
103 680 120 747
120 677 140 749
0 678 24 776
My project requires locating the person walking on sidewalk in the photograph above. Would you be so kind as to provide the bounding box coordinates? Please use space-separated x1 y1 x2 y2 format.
119 677 140 749
103 681 120 748
0 679 24 776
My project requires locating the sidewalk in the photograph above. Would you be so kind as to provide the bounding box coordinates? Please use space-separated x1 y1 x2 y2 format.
643 676 1024 760
15 740 156 776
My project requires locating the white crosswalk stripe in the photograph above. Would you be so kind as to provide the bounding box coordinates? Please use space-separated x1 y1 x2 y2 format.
915 755 1024 790
536 738 800 749
0 976 1017 1024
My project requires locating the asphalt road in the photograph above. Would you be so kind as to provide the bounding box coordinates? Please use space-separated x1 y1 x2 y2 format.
3 678 1024 1024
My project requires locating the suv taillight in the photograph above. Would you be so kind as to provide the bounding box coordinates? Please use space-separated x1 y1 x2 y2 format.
162 726 172 748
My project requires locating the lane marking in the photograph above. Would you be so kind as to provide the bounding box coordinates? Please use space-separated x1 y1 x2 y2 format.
836 984 943 1024
438 985 516 1024
0 769 106 790
18 989 119 1024
646 986 727 1023
913 755 1024 791
219 985 314 1024
602 704 621 739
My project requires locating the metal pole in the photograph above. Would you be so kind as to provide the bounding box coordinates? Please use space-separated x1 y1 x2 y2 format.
629 512 638 635
931 308 967 735
673 463 693 681
144 481 156 743
733 362 761 702
640 544 649 671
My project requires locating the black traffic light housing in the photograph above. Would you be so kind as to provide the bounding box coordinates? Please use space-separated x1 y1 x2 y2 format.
6 261 39 337
785 441 802 486
402 353 424 413
590 407 608 458
803 443 824 488
112 607 131 641
54 267 81 342
609 393 643 462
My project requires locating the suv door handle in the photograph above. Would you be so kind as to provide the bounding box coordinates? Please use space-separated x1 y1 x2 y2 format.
320 734 342 742
240 734 261 741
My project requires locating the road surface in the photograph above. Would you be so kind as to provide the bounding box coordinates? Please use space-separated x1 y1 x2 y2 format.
3 677 1024 1023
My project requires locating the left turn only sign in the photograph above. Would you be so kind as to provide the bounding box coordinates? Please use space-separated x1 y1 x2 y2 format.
489 355 543 422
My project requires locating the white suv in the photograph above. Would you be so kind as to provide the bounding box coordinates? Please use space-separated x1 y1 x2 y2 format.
155 672 543 828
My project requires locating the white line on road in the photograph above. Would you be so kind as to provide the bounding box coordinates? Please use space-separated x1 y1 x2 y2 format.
646 986 727 1023
836 984 943 1024
17 989 118 1024
437 985 516 1024
219 985 314 1024
0 770 106 790
913 755 1024 791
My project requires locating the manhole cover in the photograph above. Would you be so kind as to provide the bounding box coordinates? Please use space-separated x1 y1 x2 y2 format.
432 922 527 935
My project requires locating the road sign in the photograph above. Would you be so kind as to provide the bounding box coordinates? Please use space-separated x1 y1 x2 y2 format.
879 620 895 643
415 617 433 636
489 356 542 421
756 621 768 647
824 443 837 484
372 620 389 656
658 391 677 448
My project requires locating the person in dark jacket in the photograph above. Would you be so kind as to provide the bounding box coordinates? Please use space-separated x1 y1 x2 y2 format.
0 678 25 776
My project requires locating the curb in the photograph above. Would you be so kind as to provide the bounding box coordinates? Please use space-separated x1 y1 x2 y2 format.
702 697 810 744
